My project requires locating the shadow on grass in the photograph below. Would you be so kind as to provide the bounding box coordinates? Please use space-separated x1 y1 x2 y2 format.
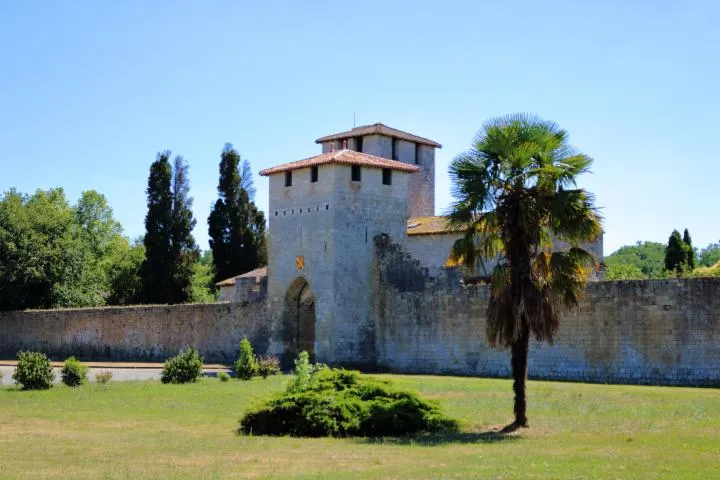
358 429 520 446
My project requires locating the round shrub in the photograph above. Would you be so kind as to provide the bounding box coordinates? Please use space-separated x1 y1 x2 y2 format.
234 338 258 380
240 368 459 437
12 351 55 390
217 371 231 382
258 355 280 379
161 346 203 384
61 356 89 387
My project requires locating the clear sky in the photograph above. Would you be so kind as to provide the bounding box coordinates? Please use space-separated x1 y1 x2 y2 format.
1 1 718 254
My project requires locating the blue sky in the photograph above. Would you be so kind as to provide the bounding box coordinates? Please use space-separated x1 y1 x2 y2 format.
1 1 718 254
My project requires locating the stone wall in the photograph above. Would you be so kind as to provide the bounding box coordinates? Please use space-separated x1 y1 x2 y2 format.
0 301 269 362
373 236 720 386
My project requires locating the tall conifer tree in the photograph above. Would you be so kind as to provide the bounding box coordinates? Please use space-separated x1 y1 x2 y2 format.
664 229 687 273
140 152 198 304
208 144 267 284
682 228 695 270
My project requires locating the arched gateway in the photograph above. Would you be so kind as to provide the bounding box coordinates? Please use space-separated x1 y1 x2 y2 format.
283 277 316 361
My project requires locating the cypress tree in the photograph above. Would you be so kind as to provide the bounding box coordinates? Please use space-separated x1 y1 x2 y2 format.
140 152 199 304
169 155 199 303
664 230 687 273
208 144 267 284
140 152 173 303
682 228 696 270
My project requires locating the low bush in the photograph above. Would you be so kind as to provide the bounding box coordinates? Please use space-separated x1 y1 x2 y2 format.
161 346 203 384
61 356 89 387
234 338 258 380
240 366 459 437
12 351 55 390
258 355 280 379
217 371 231 382
95 371 113 384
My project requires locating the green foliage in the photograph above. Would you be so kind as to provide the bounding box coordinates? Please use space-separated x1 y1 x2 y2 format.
602 263 645 280
217 371 231 382
61 356 89 387
257 355 280 379
104 237 145 305
161 347 203 384
286 351 324 392
190 252 217 303
698 242 720 268
208 144 267 284
95 371 113 384
12 351 55 390
665 230 689 273
604 242 666 278
240 368 459 437
682 229 696 270
140 152 199 305
234 338 258 380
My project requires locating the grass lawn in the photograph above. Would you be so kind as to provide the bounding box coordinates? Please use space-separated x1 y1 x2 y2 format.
0 374 717 479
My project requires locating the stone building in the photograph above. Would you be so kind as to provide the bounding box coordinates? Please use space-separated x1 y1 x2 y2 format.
248 123 604 365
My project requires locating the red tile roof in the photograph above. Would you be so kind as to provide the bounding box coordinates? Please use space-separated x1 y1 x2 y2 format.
315 123 442 148
215 266 268 287
407 216 457 235
259 150 420 176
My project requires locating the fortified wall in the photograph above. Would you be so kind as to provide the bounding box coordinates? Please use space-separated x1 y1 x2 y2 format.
0 301 269 363
372 236 720 386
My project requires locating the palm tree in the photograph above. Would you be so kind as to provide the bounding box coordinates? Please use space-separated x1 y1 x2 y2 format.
447 114 602 429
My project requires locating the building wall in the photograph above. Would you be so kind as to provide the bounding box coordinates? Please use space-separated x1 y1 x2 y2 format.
405 232 462 275
373 236 720 386
0 301 269 363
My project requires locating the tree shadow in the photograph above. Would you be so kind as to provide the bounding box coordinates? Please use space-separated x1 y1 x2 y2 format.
357 428 521 446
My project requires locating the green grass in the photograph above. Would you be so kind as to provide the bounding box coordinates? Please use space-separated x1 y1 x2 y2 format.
0 375 717 479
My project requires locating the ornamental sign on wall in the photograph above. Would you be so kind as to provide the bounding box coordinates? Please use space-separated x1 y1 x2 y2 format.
296 256 304 270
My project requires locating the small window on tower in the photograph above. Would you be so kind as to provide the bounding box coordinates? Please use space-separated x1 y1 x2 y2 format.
311 166 318 183
391 138 398 160
382 169 392 185
351 165 362 182
285 171 292 187
355 136 363 152
414 143 420 165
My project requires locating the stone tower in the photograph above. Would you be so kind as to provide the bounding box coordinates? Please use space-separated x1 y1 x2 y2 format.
259 148 419 367
315 123 441 218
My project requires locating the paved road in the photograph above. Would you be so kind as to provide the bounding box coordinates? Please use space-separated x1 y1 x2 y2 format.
0 365 230 385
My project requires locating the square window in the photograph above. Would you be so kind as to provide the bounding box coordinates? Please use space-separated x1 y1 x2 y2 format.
285 171 292 187
382 169 392 185
311 166 318 183
351 165 361 182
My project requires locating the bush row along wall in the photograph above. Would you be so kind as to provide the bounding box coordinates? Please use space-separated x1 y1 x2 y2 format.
373 236 720 386
0 301 269 363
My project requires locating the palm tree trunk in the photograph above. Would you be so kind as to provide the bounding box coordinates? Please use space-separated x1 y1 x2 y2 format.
510 323 530 427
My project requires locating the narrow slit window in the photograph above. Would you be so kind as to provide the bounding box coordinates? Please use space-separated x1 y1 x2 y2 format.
355 136 363 152
391 138 398 160
414 143 420 164
310 166 318 183
351 165 362 181
285 171 292 187
382 168 392 185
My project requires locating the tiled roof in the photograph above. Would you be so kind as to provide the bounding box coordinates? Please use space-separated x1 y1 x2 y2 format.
259 150 420 176
407 216 457 235
215 266 268 287
315 123 442 148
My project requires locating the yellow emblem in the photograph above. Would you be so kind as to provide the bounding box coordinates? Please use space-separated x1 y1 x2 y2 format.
296 256 305 270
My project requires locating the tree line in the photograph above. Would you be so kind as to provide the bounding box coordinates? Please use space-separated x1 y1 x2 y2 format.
0 144 265 310
604 229 720 280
